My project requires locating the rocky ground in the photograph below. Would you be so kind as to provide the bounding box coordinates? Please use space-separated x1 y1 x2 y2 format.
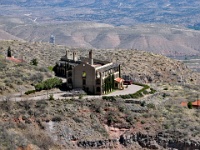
0 83 199 149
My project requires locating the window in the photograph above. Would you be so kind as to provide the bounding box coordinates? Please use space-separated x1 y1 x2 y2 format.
83 78 86 85
68 78 72 84
96 72 100 78
96 87 101 92
96 79 101 85
82 71 86 77
68 71 72 77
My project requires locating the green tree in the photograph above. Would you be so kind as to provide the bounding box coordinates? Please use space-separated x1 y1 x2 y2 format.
30 58 38 66
7 46 12 57
187 102 193 109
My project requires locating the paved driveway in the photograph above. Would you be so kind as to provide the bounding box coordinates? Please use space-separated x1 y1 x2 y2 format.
107 84 143 96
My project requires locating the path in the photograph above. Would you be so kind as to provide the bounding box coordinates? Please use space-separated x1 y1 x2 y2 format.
0 84 143 101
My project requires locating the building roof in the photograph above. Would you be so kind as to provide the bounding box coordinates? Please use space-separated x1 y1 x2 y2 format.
115 77 124 83
6 56 24 63
97 63 119 72
181 102 187 107
192 100 200 107
181 100 200 107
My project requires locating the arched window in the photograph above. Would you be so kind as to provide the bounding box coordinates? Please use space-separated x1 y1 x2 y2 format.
68 71 72 77
96 87 101 92
96 79 101 85
82 71 86 77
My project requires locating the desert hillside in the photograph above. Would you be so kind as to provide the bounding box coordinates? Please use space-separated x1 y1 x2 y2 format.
0 29 22 41
0 41 199 150
0 40 199 94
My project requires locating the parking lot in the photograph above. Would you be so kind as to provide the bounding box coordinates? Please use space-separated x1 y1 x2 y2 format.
107 84 143 96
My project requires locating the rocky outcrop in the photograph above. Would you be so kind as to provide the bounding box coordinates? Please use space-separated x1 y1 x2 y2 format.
77 132 200 150
77 139 118 149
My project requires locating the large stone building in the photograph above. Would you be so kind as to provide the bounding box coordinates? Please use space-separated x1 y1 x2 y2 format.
54 50 123 95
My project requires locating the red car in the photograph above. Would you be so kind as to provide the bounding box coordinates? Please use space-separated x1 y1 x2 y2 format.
123 80 132 85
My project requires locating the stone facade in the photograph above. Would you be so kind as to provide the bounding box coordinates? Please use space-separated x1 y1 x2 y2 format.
54 50 122 95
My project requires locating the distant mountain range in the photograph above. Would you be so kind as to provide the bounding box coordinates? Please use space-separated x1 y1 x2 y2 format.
0 0 199 27
1 20 199 56
0 1 200 56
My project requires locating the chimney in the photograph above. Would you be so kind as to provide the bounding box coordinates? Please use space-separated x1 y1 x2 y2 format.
73 52 77 61
66 50 69 59
89 50 93 65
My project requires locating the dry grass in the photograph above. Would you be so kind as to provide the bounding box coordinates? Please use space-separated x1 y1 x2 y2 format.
0 52 53 95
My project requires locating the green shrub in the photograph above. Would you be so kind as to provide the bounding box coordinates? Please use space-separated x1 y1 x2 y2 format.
48 66 54 72
149 88 156 94
103 96 116 102
35 77 62 91
143 90 149 95
25 90 36 95
140 101 146 107
30 58 38 66
118 106 125 112
79 94 83 99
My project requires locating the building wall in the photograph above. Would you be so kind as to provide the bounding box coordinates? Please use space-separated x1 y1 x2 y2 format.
73 63 96 94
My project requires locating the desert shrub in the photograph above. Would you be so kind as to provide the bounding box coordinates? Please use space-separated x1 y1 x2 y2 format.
163 87 168 90
73 117 83 123
37 67 48 72
52 116 62 122
126 115 135 125
90 100 103 113
29 73 44 83
162 93 167 98
49 94 54 100
78 94 83 99
25 128 53 150
164 124 170 129
106 112 117 126
118 106 125 112
92 125 109 137
141 120 145 124
147 103 155 109
35 101 48 109
36 119 45 129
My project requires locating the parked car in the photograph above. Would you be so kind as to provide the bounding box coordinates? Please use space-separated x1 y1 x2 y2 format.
123 80 132 85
